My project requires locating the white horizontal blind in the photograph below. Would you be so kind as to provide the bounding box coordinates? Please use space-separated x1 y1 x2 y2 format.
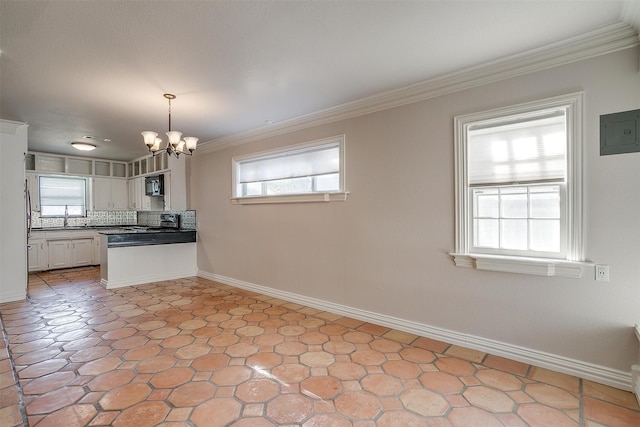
39 176 86 216
468 111 566 185
238 144 339 184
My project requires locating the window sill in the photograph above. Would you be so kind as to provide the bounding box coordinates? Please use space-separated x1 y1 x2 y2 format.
449 253 593 278
231 192 349 205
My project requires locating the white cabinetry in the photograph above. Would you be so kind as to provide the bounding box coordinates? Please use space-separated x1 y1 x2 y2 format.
127 152 187 211
164 156 187 211
93 178 110 210
48 240 73 269
128 177 152 211
93 236 100 266
72 239 93 266
127 152 168 178
26 172 40 212
28 235 48 272
25 152 127 179
42 230 97 271
127 179 137 210
93 178 127 210
112 179 128 210
48 239 93 269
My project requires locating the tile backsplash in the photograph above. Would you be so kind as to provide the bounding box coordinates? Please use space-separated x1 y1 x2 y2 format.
32 210 137 228
137 210 196 229
32 210 196 229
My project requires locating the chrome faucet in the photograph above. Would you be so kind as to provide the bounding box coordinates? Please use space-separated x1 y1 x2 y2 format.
64 205 69 227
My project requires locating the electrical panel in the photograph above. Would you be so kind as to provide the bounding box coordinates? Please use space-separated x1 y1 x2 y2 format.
600 108 640 156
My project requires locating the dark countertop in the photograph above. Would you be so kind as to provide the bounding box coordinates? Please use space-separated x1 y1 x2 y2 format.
100 228 197 248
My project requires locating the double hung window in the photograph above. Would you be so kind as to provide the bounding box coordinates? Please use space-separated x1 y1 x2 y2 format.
39 176 88 217
232 135 346 204
452 93 585 276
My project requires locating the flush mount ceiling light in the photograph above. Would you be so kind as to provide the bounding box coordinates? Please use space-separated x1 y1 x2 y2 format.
141 93 198 158
71 142 97 151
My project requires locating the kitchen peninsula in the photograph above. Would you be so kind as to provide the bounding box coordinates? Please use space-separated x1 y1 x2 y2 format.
99 226 196 289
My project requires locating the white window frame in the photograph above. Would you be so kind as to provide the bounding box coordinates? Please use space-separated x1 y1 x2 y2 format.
231 135 348 204
451 93 591 278
470 183 566 258
39 175 89 218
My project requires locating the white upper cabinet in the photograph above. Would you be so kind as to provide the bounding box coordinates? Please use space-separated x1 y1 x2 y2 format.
25 152 127 178
93 178 127 211
128 176 153 211
26 172 40 212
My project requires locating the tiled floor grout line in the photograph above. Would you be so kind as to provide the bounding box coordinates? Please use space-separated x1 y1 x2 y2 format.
0 267 638 426
239 290 636 426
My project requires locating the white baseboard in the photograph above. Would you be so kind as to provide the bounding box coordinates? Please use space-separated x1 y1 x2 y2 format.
632 364 640 406
101 269 197 290
198 269 633 392
0 289 26 304
633 325 640 405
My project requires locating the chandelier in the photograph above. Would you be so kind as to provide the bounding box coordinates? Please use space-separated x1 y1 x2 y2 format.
141 93 198 158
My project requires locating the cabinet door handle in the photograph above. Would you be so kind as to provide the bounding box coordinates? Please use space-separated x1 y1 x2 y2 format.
40 243 44 250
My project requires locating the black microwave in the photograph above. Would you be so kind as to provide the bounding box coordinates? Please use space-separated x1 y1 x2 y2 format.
145 175 164 196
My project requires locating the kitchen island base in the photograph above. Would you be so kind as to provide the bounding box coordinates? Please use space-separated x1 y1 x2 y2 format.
100 241 196 289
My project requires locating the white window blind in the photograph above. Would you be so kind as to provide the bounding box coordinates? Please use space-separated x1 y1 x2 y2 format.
232 135 346 203
467 111 566 185
39 176 87 216
238 144 339 184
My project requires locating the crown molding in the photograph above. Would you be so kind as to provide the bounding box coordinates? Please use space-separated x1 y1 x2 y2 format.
198 22 639 154
622 0 640 31
0 119 28 135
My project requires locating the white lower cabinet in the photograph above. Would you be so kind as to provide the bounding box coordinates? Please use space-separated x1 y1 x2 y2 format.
48 240 73 269
93 237 100 266
48 239 94 269
28 239 48 272
28 230 100 272
72 239 93 266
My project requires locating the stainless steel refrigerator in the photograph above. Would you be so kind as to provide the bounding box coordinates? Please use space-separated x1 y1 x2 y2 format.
26 178 32 273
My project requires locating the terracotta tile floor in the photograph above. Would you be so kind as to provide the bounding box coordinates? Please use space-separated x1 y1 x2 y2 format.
1 267 639 427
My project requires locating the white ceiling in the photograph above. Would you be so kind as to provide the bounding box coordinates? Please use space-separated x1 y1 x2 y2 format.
0 0 637 161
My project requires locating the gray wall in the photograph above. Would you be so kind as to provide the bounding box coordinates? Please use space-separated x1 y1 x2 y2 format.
190 47 640 378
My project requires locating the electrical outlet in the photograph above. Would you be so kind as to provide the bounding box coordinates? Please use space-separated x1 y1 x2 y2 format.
595 264 609 282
